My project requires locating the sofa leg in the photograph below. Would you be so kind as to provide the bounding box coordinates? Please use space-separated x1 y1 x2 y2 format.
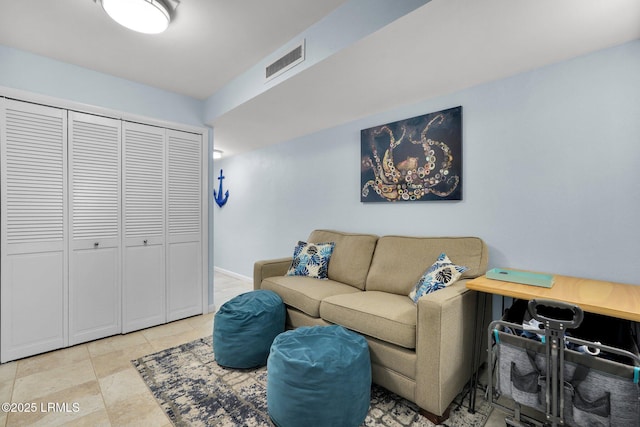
419 406 451 424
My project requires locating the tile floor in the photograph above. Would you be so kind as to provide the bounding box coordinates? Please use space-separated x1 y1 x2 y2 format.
0 272 252 427
0 271 510 426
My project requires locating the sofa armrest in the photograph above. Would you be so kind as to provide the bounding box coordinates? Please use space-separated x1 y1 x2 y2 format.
253 257 292 290
414 279 478 416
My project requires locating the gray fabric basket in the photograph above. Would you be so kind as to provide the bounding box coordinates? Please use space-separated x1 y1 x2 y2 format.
495 332 640 427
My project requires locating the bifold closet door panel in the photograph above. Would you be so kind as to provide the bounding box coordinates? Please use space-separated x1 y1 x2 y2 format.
68 112 121 345
167 130 203 321
123 243 165 332
0 99 68 362
122 122 166 333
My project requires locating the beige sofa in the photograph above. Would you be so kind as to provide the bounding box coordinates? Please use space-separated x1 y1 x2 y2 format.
253 229 489 421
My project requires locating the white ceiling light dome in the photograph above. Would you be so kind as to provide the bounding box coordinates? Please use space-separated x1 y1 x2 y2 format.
99 0 171 34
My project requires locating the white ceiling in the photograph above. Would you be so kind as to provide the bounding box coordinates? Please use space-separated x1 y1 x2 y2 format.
212 0 640 156
1 0 639 157
0 0 348 99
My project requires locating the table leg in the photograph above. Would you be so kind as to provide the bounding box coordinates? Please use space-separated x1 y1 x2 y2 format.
468 291 487 413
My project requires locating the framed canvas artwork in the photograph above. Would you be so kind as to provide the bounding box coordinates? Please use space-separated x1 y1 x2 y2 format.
360 106 462 202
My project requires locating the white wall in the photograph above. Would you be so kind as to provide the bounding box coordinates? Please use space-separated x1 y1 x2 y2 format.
213 40 640 286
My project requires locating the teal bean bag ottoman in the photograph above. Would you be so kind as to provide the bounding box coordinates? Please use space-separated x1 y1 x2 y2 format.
213 290 285 369
267 325 371 427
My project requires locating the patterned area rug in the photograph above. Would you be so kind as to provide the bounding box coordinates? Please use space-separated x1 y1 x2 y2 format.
133 336 491 426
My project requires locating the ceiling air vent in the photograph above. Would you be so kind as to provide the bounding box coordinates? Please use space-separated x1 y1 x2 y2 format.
265 40 305 81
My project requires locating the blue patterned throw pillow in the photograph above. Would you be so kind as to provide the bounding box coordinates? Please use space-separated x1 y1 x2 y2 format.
285 241 335 279
409 253 468 303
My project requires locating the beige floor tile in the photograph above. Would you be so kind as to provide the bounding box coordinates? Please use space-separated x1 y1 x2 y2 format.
98 367 150 407
86 332 148 358
0 384 13 413
140 319 195 341
6 380 104 427
213 273 242 286
191 322 214 339
12 359 96 402
91 342 155 379
0 361 17 405
63 409 111 427
146 328 206 352
16 344 90 379
105 392 170 427
0 361 17 381
184 312 214 330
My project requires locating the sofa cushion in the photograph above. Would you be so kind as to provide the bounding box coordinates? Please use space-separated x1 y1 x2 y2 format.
365 236 487 295
261 276 362 318
320 291 417 349
308 230 378 290
285 240 335 279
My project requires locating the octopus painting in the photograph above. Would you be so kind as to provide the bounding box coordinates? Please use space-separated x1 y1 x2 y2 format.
361 106 462 202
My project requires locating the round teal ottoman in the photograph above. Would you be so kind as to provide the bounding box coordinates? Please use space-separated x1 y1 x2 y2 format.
267 325 371 427
213 290 285 369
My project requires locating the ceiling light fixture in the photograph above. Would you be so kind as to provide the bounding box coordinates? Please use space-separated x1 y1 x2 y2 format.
98 0 171 34
213 149 223 160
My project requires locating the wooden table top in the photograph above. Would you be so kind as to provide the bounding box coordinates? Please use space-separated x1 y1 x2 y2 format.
466 273 640 322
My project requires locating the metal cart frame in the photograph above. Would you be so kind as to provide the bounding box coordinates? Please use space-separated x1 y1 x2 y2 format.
487 299 640 427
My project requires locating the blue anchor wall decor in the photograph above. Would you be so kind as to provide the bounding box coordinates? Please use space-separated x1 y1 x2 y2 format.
213 169 229 207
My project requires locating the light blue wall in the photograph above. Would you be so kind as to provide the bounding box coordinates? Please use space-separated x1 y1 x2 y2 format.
213 40 640 286
0 45 204 126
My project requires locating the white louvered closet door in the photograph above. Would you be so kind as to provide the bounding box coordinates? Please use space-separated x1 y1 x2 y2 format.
69 112 121 345
167 130 203 321
0 99 68 362
122 122 166 333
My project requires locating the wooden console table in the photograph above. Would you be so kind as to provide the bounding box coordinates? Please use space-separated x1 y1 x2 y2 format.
465 271 640 412
467 273 640 322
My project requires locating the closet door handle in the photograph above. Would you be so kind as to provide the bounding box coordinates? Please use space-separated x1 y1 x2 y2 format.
94 242 99 247
143 239 148 245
